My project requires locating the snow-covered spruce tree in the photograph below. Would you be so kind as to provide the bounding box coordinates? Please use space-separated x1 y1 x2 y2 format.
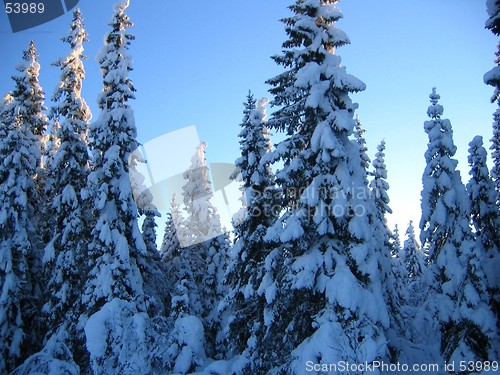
354 115 371 185
162 142 229 370
11 41 48 145
238 1 391 372
399 220 427 348
220 93 278 363
0 110 39 374
370 140 392 220
419 88 496 363
485 0 500 201
128 148 170 318
368 139 407 361
39 9 91 367
11 41 48 247
0 42 49 372
402 221 426 283
466 135 500 330
160 194 182 262
82 2 163 373
390 224 401 258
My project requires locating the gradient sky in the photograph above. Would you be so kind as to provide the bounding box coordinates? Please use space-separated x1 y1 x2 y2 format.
0 0 497 238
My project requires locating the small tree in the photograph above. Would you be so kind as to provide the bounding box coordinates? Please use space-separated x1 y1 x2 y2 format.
402 221 426 281
354 115 371 185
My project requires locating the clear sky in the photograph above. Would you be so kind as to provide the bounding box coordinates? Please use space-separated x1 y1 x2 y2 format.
0 0 497 238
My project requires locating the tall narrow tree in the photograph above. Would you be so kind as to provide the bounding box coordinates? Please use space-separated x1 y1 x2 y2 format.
484 0 500 201
221 93 278 364
419 88 496 363
0 45 46 372
466 135 500 331
41 11 92 365
82 2 161 372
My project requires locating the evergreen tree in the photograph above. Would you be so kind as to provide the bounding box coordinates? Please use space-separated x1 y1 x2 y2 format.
163 143 229 370
242 1 390 372
354 115 370 185
368 139 407 361
181 142 223 246
221 93 278 363
466 135 500 328
370 140 392 219
390 224 401 258
402 221 425 281
0 110 39 373
419 88 496 363
0 42 48 373
41 10 91 366
82 2 161 372
160 194 182 262
11 41 48 146
484 0 500 201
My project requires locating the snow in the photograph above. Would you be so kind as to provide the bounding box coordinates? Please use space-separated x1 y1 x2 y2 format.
85 300 116 358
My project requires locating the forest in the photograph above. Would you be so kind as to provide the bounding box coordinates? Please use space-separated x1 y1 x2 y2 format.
0 0 499 374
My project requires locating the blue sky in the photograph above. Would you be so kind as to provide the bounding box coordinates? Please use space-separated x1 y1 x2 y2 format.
0 0 497 237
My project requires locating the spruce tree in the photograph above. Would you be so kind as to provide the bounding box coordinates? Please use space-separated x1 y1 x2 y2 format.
0 42 48 372
419 88 496 363
221 92 278 364
354 115 371 185
369 139 407 361
245 0 390 372
82 2 161 372
370 140 392 219
390 224 401 258
164 143 229 369
0 110 39 374
402 221 426 282
160 194 182 262
485 0 500 201
466 135 500 330
41 10 91 365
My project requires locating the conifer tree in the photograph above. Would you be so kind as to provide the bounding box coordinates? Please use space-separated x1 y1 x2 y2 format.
0 110 39 374
402 221 425 282
370 140 392 220
11 41 48 147
41 11 91 363
466 135 500 326
0 42 48 372
368 139 406 361
419 88 496 362
161 142 229 368
221 93 278 363
390 224 401 257
485 0 500 200
354 115 370 185
82 2 161 372
243 0 390 371
160 194 182 262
